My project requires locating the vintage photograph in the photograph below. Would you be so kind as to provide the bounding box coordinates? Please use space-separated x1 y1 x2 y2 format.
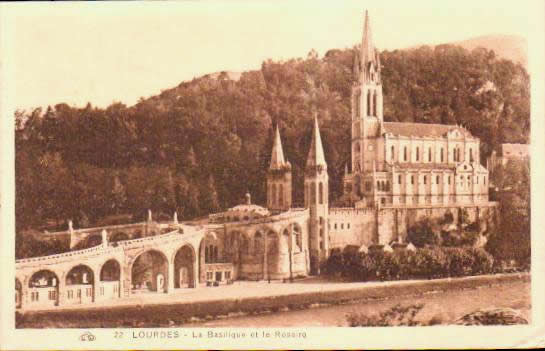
5 0 535 337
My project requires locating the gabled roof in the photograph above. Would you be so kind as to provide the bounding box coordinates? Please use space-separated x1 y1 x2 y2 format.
383 122 472 138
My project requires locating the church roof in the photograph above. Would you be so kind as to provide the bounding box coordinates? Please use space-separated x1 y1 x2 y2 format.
383 122 472 138
306 115 327 168
269 125 290 169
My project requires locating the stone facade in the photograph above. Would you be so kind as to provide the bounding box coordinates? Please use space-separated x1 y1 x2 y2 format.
343 11 490 209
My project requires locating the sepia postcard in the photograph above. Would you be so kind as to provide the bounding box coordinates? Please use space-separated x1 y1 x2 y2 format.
1 0 544 349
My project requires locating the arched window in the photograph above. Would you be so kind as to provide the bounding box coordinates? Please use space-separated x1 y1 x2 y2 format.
271 184 276 205
355 142 360 153
404 147 408 161
470 149 474 162
279 183 284 207
436 175 440 184
372 91 377 116
440 148 444 162
367 91 371 116
398 175 402 184
355 91 361 118
424 176 427 185
416 147 420 161
391 146 395 161
385 181 390 192
428 148 432 162
411 176 414 185
205 246 209 263
377 180 380 190
319 182 324 204
311 182 316 203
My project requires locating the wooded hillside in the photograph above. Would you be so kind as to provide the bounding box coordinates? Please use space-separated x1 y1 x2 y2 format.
15 44 530 231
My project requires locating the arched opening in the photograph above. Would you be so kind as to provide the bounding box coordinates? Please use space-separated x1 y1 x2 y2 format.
65 264 95 305
266 231 279 276
110 232 129 244
174 245 195 289
319 182 324 204
372 91 377 116
279 183 284 207
15 278 22 309
85 234 102 248
131 250 168 294
28 270 59 307
254 231 264 254
99 259 121 300
366 90 371 116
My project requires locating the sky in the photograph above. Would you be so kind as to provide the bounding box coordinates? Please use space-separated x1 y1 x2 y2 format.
3 0 534 111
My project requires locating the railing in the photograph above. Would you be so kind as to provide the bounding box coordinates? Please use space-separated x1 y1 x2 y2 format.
16 227 205 266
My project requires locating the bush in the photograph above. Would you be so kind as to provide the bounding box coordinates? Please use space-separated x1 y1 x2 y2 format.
407 218 442 247
322 246 494 282
346 303 425 327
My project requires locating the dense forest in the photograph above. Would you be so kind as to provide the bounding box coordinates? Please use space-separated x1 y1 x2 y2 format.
15 44 530 232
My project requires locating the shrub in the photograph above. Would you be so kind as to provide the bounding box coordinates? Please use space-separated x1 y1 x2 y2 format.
346 303 425 327
323 246 494 282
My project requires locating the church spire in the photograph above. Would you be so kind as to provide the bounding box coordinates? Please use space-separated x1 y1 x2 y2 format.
270 125 289 169
306 114 327 169
361 10 377 68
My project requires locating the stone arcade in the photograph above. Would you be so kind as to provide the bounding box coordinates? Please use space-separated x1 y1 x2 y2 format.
15 11 497 311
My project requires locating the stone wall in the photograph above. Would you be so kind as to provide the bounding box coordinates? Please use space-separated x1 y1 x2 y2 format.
328 203 498 249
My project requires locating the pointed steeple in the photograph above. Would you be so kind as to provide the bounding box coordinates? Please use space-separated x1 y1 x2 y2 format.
361 10 377 68
306 114 327 169
270 125 289 170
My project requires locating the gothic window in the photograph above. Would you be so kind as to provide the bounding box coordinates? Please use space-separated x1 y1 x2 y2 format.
391 146 395 161
398 175 402 184
416 147 420 161
436 175 440 184
429 148 432 162
411 176 414 185
404 147 408 161
367 91 371 116
377 180 380 190
424 176 427 185
372 91 377 116
319 182 324 204
355 92 361 118
279 183 284 207
272 184 276 205
311 182 316 203
441 148 444 162
205 246 209 263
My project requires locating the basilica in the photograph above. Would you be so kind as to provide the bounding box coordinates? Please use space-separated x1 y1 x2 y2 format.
15 11 498 310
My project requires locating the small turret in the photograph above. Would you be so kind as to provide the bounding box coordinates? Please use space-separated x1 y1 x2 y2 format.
267 124 292 211
304 115 329 275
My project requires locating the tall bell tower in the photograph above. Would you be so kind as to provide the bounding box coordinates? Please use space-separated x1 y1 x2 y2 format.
351 10 383 176
304 115 329 274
